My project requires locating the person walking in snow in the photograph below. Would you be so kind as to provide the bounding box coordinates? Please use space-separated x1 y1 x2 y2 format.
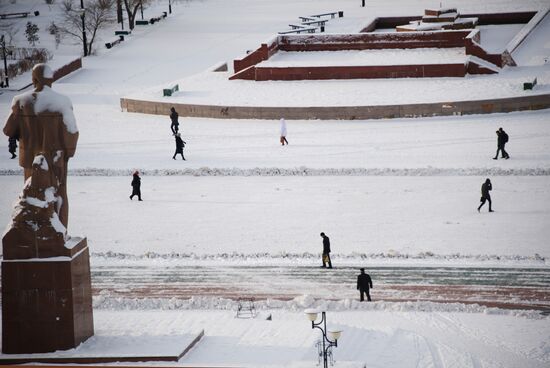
280 118 288 146
320 232 332 268
357 268 373 302
130 171 143 201
170 107 179 136
172 133 186 160
477 178 493 212
493 127 510 160
8 135 18 159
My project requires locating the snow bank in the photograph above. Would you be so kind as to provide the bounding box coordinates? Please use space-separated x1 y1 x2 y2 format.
92 293 546 320
90 251 547 267
2 167 550 177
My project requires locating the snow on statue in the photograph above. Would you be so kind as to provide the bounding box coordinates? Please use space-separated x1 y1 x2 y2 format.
2 63 79 259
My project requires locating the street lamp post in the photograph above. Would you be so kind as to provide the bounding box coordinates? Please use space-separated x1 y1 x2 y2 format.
0 35 8 88
305 310 342 368
80 0 88 56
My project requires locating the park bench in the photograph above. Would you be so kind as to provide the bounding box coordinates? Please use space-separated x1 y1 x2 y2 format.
298 16 317 22
301 19 327 27
0 11 39 19
310 10 344 18
235 298 257 318
523 77 537 90
163 84 179 96
105 35 124 49
115 30 131 35
301 19 326 32
150 12 168 24
136 20 149 25
279 26 317 34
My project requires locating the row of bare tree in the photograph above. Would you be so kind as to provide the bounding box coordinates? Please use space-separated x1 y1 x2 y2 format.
60 0 154 55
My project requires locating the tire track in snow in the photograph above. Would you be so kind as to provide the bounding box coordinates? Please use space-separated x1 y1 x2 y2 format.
90 264 550 313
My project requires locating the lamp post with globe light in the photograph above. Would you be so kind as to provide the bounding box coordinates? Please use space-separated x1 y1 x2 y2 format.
305 309 342 368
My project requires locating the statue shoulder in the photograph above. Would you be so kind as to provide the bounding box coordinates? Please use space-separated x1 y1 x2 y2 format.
11 90 36 110
36 87 78 134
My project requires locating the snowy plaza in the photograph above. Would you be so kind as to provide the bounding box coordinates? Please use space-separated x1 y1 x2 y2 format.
0 0 549 367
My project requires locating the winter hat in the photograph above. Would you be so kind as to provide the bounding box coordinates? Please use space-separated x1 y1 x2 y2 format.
133 171 139 175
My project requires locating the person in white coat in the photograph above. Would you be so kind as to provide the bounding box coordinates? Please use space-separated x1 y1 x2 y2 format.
280 118 288 146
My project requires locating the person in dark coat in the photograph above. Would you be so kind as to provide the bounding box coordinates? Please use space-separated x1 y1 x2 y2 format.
493 127 509 160
170 107 179 136
357 268 373 302
172 133 186 160
477 178 493 212
320 232 332 268
130 171 143 201
8 135 18 159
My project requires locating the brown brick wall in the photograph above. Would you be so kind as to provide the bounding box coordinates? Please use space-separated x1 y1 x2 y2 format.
278 31 470 51
53 58 82 82
254 64 466 81
361 12 535 32
465 38 504 67
234 44 269 73
229 65 256 80
462 11 535 25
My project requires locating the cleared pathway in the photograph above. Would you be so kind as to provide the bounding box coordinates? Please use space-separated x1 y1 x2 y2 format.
92 264 550 312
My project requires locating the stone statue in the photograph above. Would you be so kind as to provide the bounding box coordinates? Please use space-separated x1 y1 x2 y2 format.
3 63 78 230
2 64 93 354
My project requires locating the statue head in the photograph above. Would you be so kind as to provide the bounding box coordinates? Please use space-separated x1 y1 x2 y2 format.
32 64 54 92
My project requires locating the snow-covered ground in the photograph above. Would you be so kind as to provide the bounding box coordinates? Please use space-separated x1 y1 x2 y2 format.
1 0 550 366
259 48 467 67
2 175 549 259
2 308 549 368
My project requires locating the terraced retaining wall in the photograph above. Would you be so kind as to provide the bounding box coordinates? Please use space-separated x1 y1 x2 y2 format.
120 93 550 120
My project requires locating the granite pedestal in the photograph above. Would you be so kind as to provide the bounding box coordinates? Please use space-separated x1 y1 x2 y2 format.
1 237 94 354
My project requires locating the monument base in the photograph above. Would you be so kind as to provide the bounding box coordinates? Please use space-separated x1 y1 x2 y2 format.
1 238 94 354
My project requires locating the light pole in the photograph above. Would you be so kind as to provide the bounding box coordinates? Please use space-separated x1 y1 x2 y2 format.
80 0 88 56
0 35 8 88
168 0 172 14
305 310 342 368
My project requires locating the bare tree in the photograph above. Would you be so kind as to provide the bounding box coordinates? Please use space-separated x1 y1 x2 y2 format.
59 0 115 55
0 22 19 46
122 0 151 30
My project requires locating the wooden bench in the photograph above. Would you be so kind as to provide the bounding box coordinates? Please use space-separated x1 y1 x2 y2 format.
105 35 124 49
310 11 344 18
163 84 179 96
298 16 316 22
235 298 257 318
150 12 168 24
0 12 29 19
301 19 327 27
115 30 131 35
0 11 33 19
136 20 149 25
279 27 317 34
523 77 537 90
301 19 326 32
